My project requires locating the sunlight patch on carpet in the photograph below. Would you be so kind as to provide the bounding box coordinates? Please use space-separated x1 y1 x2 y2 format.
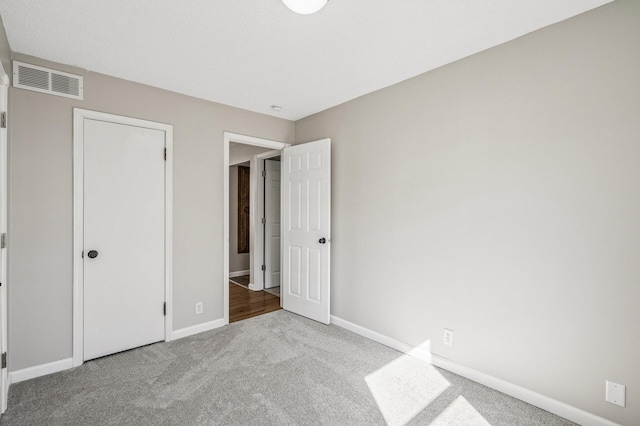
429 395 492 425
365 345 449 426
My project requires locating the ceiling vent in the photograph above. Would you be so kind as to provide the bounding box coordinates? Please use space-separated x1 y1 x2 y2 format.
13 61 83 100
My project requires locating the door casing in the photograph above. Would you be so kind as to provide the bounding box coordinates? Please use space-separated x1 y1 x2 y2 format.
252 149 283 291
72 109 174 367
264 158 281 289
0 62 9 414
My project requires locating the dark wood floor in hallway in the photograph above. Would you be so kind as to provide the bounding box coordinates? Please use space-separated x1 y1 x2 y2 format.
229 281 281 323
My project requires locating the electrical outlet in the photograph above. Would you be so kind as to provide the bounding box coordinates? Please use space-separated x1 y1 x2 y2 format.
195 302 204 315
443 328 454 347
605 380 626 407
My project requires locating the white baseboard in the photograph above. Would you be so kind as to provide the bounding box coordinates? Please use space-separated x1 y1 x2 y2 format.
430 355 618 426
8 358 74 385
8 319 228 384
330 315 432 362
229 270 250 278
330 315 618 426
168 318 227 341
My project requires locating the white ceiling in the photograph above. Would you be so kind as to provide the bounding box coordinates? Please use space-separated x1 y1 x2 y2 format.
0 0 612 121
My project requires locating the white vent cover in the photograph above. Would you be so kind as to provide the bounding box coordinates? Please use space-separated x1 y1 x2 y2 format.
13 61 83 100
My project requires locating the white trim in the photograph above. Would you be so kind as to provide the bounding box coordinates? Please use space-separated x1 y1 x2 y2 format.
223 132 290 325
0 61 8 86
8 317 221 385
256 150 284 160
252 150 283 292
229 270 250 278
430 355 619 426
0 70 8 414
248 156 260 290
170 318 226 340
72 111 83 367
165 127 174 343
72 109 174 366
8 358 74 385
330 315 618 426
330 315 432 363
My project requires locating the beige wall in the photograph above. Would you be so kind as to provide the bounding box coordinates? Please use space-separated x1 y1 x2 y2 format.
295 1 640 424
229 142 273 166
8 53 294 370
229 165 250 273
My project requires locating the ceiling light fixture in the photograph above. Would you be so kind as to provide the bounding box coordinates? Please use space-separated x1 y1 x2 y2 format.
282 0 329 15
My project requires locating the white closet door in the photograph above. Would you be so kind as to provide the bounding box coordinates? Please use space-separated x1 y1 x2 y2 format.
83 119 166 361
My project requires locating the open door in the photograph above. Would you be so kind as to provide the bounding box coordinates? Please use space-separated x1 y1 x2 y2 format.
281 139 331 324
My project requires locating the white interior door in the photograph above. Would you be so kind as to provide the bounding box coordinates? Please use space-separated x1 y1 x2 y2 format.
83 119 166 361
281 139 331 324
264 159 281 289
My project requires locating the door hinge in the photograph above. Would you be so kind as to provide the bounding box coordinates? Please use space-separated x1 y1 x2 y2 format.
0 233 6 249
262 170 266 177
164 148 167 161
163 302 167 316
1 112 6 129
261 264 266 271
261 217 266 225
1 352 6 369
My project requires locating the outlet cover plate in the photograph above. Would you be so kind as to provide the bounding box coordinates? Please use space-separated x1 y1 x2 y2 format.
605 380 625 407
443 328 454 347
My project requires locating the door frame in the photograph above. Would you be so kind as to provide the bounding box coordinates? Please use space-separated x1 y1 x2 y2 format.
258 153 282 291
72 108 173 367
223 132 289 324
0 62 9 414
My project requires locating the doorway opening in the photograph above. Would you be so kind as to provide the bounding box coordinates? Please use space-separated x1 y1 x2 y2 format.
228 146 281 322
223 133 289 324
